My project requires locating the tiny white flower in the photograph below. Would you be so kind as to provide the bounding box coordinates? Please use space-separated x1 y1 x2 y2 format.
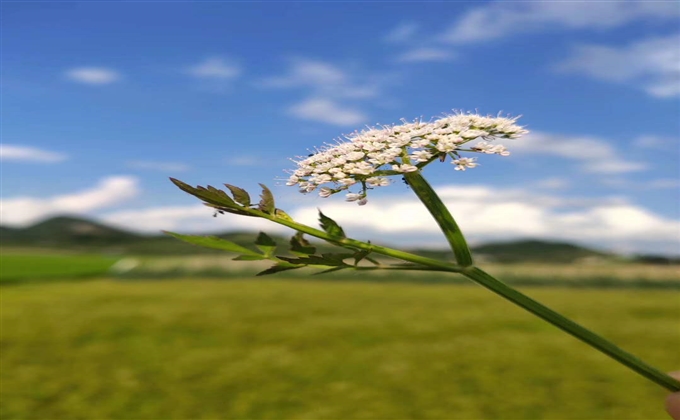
346 151 365 161
392 164 418 173
338 178 357 186
436 139 457 153
460 129 488 139
346 193 363 202
410 150 433 162
452 157 478 171
366 177 390 187
285 110 527 203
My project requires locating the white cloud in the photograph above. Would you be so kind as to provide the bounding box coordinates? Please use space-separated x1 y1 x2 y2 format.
555 34 680 98
1 176 140 226
440 1 680 44
225 156 261 167
0 145 68 163
633 135 678 150
101 204 288 234
510 131 647 174
65 67 121 85
288 98 367 126
600 177 680 190
396 48 455 63
261 58 378 99
127 160 190 172
384 23 419 43
260 58 387 126
287 185 680 254
263 59 346 88
49 180 678 254
186 57 241 79
535 177 570 190
649 179 680 189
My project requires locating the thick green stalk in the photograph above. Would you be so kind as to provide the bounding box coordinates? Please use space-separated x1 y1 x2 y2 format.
403 171 473 266
211 191 680 391
462 266 680 391
400 171 679 391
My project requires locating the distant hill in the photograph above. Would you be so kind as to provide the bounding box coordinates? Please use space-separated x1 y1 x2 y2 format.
11 216 140 247
472 239 611 264
2 215 674 264
408 239 613 264
0 216 301 256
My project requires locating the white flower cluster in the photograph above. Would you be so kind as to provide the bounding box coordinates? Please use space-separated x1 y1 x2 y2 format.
286 111 527 204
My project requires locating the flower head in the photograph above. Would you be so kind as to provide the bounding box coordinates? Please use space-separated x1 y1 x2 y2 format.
286 111 527 204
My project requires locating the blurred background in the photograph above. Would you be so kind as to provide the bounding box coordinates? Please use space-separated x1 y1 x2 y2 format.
2 1 679 419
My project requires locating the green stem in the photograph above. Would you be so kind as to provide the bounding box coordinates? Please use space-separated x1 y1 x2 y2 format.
403 171 473 266
252 207 466 274
400 173 679 391
462 266 680 392
210 192 680 392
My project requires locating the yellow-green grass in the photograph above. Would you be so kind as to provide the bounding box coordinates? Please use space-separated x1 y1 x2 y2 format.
0 253 118 283
2 279 678 419
116 255 680 288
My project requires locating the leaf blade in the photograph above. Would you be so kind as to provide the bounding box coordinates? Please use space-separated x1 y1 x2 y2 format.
318 210 346 239
225 184 251 207
165 231 260 256
258 183 275 215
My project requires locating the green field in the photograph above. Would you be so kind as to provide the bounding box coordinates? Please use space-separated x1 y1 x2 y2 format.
0 253 118 283
2 277 678 419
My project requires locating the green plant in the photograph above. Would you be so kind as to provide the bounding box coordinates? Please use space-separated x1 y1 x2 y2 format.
169 111 680 392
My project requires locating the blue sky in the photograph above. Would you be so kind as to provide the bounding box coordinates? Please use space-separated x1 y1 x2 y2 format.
2 1 679 255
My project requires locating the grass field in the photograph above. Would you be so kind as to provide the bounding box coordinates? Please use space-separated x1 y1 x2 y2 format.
2 277 679 419
113 254 680 288
0 252 118 283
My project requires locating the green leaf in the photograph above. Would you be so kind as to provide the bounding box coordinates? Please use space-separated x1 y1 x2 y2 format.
233 255 267 261
321 252 355 264
353 249 371 266
279 253 351 267
257 262 303 276
258 183 275 215
204 203 258 217
318 211 346 239
225 184 251 207
255 232 277 256
314 266 348 275
290 232 316 256
164 231 260 256
170 178 237 208
275 208 294 221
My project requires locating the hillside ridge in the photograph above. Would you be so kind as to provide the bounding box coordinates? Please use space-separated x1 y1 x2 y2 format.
2 215 675 263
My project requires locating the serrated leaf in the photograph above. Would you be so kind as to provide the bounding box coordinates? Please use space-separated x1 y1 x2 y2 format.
258 183 275 214
279 254 351 267
204 203 258 217
170 178 237 208
364 256 381 266
290 232 316 256
225 184 251 207
165 231 260 256
207 185 230 200
314 266 348 275
353 249 371 266
318 211 346 239
321 252 355 264
255 232 277 256
233 255 267 261
275 208 294 221
257 262 303 276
